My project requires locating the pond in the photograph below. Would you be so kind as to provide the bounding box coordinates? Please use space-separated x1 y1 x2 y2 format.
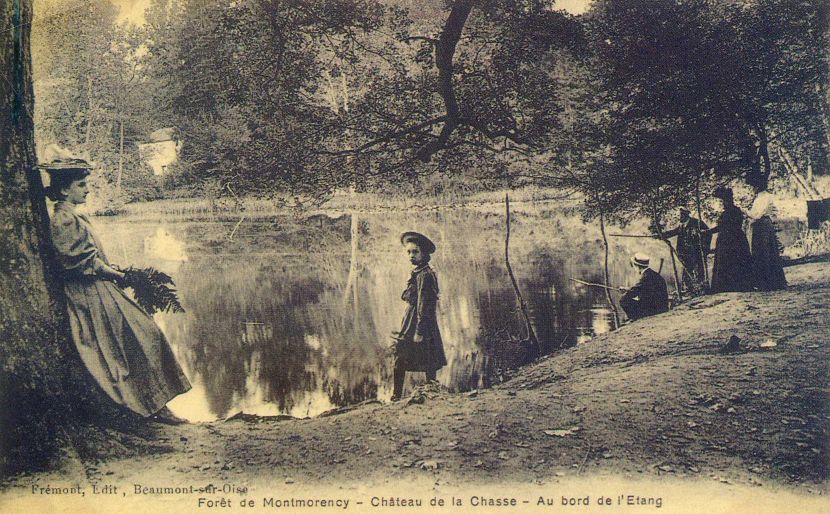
94 203 673 421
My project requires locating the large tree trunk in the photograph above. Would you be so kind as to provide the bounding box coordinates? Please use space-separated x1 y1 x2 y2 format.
1 0 80 475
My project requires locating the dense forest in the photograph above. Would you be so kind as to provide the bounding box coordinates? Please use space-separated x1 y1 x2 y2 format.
30 0 829 220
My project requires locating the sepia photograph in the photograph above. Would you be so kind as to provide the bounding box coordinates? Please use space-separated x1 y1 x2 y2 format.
0 0 828 512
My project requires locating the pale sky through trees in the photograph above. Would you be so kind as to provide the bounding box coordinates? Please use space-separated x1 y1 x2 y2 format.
111 0 594 25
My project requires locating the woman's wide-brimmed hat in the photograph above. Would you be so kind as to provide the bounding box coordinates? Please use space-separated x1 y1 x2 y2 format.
400 231 436 254
38 144 93 178
39 158 92 178
631 252 650 268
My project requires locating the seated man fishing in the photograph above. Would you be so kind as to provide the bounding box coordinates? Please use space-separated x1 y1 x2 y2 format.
619 253 669 321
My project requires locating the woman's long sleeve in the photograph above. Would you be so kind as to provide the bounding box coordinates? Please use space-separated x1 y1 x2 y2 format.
51 209 100 275
415 272 438 338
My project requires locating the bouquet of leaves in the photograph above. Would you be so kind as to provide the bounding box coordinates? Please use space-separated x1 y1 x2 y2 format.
115 266 185 315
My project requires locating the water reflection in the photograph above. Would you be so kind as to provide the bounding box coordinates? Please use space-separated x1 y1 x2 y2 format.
95 207 670 421
144 227 188 273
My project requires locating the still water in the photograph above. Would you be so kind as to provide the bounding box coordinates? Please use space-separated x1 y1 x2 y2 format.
94 204 671 421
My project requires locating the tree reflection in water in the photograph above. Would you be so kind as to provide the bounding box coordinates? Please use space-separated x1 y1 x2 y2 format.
95 206 670 421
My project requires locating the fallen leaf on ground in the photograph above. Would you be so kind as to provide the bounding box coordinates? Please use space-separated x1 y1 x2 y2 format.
544 427 581 437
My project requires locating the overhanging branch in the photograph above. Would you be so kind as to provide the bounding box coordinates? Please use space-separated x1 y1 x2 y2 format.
415 0 475 162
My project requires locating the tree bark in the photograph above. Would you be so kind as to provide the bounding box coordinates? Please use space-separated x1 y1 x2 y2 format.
1 0 80 473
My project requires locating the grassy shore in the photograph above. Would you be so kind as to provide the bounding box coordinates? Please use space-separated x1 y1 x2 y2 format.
114 186 581 219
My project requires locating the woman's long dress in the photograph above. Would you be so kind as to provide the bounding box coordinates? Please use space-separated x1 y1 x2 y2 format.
394 264 447 372
710 204 754 293
750 215 788 291
51 201 191 416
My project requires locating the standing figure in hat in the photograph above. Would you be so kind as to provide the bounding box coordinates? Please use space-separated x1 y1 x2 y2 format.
707 186 753 293
42 157 191 422
391 232 447 401
619 253 669 321
661 207 711 294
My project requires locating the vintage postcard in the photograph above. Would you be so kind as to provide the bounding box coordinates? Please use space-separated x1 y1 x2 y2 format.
0 0 828 513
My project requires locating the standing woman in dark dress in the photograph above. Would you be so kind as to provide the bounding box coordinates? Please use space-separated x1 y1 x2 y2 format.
43 158 191 422
391 232 447 401
708 186 754 293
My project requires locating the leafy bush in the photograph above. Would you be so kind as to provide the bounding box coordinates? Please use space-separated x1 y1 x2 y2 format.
786 223 830 259
88 171 127 216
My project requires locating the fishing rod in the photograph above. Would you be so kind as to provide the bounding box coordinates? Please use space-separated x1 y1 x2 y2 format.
569 278 628 292
609 233 683 262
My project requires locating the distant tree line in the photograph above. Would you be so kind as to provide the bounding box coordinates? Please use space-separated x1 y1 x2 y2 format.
32 0 829 217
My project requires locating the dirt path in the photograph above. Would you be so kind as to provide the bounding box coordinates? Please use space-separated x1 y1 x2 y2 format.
2 264 828 513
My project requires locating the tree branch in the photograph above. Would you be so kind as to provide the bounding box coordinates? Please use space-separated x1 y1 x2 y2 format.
415 0 476 162
402 35 437 45
315 115 447 156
